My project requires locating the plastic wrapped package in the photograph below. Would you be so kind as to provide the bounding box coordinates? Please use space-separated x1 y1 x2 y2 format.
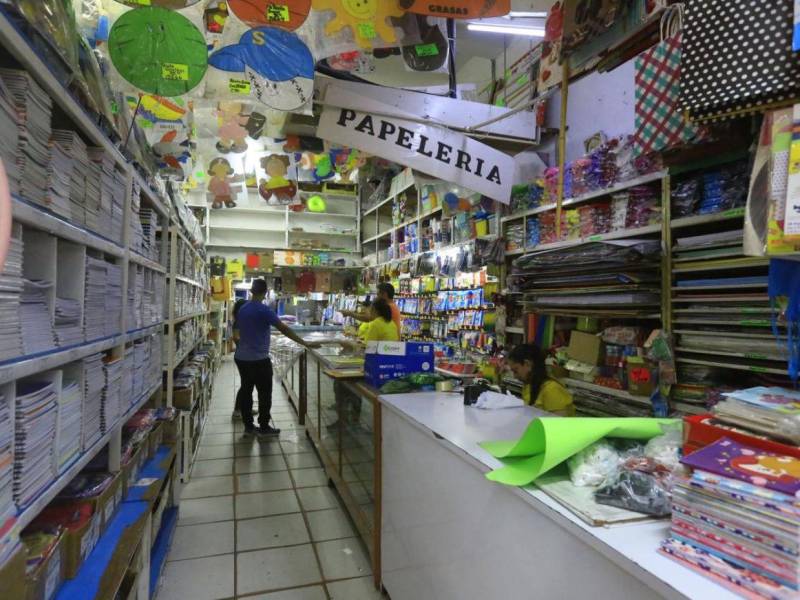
566 440 621 487
644 424 683 470
504 222 524 252
11 0 82 73
626 186 661 228
671 178 701 217
544 167 560 200
610 193 628 231
526 216 540 248
594 469 672 516
57 472 113 500
578 202 612 237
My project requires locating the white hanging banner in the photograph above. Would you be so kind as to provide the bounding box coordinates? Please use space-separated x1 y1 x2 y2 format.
317 97 514 203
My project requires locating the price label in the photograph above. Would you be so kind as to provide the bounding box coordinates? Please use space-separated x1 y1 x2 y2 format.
266 3 290 21
740 319 769 326
415 43 440 57
745 353 768 360
516 73 530 86
587 234 603 241
357 23 376 40
722 207 745 218
111 100 119 115
161 62 189 81
749 366 768 373
229 78 251 95
129 0 151 5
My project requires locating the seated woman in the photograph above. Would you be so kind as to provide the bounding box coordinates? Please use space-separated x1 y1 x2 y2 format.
506 344 574 416
363 298 400 342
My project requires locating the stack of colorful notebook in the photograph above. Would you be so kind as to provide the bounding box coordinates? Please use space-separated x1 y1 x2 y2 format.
712 387 800 443
662 437 800 599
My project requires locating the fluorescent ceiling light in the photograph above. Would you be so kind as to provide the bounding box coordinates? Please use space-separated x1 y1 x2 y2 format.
467 23 545 36
507 11 548 17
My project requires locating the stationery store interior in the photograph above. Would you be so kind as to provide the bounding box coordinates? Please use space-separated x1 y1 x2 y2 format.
3 0 800 599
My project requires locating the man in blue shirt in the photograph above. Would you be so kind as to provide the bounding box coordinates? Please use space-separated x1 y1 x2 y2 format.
234 279 320 437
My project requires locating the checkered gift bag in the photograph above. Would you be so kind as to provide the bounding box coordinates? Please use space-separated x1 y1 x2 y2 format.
633 33 701 157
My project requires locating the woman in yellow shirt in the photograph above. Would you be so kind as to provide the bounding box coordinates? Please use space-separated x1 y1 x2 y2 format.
364 298 400 342
507 344 574 416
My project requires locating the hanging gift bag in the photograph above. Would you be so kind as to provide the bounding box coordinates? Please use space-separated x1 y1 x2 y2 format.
632 7 701 157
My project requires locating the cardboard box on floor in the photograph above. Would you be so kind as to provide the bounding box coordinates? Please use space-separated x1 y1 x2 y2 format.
0 544 26 599
25 529 65 600
567 330 604 365
171 385 193 411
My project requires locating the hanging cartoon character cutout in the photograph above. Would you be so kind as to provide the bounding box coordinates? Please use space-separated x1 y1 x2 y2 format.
259 154 298 204
208 157 242 208
153 130 190 179
215 101 267 153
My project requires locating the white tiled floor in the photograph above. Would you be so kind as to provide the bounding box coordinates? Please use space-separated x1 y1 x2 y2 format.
157 357 384 600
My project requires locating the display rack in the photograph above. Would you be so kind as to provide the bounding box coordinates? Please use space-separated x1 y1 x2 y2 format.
0 9 210 599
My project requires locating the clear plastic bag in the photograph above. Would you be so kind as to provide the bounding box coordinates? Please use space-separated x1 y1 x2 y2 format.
594 470 672 516
567 440 621 487
644 422 683 471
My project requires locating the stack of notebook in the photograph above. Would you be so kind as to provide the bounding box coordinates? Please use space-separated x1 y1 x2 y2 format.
87 147 125 244
104 262 122 337
0 391 13 526
54 296 83 348
0 76 20 196
83 160 102 235
140 208 159 262
121 346 134 411
50 130 89 227
57 378 82 472
101 357 122 433
0 224 23 361
83 256 106 341
127 265 143 331
663 437 800 599
45 137 73 219
81 354 104 450
20 279 55 355
713 387 800 443
0 69 51 208
13 380 57 508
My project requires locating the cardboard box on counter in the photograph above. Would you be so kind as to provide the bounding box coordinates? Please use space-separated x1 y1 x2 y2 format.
24 530 65 600
364 341 434 388
567 330 604 366
626 356 654 396
564 359 597 383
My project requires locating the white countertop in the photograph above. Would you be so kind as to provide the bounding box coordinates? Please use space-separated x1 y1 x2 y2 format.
378 392 737 600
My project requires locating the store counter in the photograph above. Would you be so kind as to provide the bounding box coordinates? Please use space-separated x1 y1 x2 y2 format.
379 392 737 600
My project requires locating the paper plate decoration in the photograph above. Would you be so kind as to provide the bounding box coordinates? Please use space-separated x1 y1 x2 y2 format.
108 7 208 96
208 27 314 111
312 0 405 48
259 154 298 204
229 0 311 30
207 157 241 208
307 195 327 213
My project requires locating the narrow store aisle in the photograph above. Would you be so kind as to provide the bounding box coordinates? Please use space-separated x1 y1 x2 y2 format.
157 357 381 600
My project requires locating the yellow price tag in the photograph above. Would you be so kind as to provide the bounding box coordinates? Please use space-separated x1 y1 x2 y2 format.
357 23 376 40
161 63 189 81
130 0 151 4
229 79 251 95
266 4 290 21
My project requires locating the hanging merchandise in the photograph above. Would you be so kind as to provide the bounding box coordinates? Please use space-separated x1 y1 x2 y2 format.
107 7 208 96
680 0 800 122
632 33 702 157
306 195 327 213
537 1 564 93
207 157 241 208
785 104 800 239
768 259 800 383
259 154 298 204
208 27 314 111
226 258 245 279
401 0 509 19
311 0 405 50
228 0 311 30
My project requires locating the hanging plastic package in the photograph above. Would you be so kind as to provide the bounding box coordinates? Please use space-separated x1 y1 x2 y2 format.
227 0 311 30
768 259 800 383
106 6 208 97
207 27 314 112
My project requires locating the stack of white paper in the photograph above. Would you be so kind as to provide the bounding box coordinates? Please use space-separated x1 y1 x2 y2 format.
127 265 143 331
89 148 125 245
0 392 13 526
13 380 57 508
84 256 106 341
140 208 159 262
101 357 122 432
20 279 55 355
143 271 165 326
129 182 144 257
0 77 21 196
0 225 23 361
81 354 104 450
0 69 51 208
54 296 83 348
84 161 101 234
45 139 72 219
121 346 134 410
50 130 88 227
57 379 82 472
105 262 122 337
148 333 163 390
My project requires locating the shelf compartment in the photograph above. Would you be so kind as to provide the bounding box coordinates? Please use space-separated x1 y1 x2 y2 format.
676 346 787 362
676 356 789 376
670 207 746 229
560 377 652 406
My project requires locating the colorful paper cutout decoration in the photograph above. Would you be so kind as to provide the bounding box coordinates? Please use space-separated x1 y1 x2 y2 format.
299 152 334 182
134 95 188 123
114 0 203 7
208 27 314 111
259 154 298 204
108 7 208 96
399 0 509 18
307 195 327 213
207 157 239 208
205 1 229 34
152 129 190 179
372 14 447 72
215 101 251 153
312 0 405 49
229 0 311 30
